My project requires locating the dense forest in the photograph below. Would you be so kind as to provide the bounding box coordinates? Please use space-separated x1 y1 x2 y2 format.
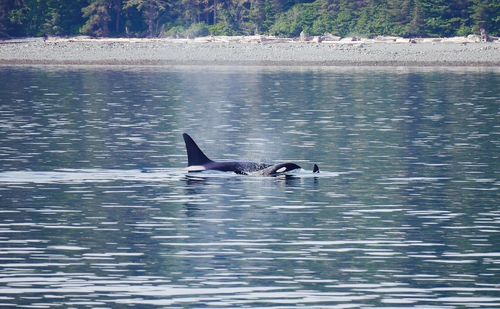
0 0 498 39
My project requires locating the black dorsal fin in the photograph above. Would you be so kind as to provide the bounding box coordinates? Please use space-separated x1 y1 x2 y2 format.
183 133 212 166
313 164 320 173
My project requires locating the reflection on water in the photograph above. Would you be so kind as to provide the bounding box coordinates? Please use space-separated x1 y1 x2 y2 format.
0 67 498 308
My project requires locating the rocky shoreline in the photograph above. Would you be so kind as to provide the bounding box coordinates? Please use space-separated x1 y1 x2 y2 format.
0 35 499 67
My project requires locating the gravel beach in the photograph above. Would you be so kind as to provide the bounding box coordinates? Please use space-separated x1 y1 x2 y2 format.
0 36 499 67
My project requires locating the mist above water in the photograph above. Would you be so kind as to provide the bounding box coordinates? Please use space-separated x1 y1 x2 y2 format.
0 67 498 308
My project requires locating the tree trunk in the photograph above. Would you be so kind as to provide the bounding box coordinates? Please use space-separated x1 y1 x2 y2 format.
213 0 217 24
113 0 121 33
148 19 154 37
146 6 155 37
103 21 110 36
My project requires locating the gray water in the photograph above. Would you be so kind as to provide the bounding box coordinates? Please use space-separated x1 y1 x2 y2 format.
0 66 499 308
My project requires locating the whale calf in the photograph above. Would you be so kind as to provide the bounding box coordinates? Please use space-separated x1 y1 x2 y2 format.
183 133 319 176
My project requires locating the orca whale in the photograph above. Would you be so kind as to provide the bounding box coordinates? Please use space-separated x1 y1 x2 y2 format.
183 133 319 176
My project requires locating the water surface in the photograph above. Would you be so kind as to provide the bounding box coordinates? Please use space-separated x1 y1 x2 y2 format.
0 66 499 308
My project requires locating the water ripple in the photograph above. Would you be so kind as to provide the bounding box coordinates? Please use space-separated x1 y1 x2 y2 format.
0 67 498 308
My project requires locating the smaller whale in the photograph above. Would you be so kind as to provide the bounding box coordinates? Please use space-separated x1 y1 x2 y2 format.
183 133 319 176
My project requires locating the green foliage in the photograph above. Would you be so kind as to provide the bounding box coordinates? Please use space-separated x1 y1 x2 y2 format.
165 23 212 38
355 4 394 37
4 3 28 37
81 0 111 37
184 22 209 37
457 25 473 36
42 10 63 35
124 0 168 36
269 2 323 36
472 0 500 36
164 25 186 37
311 13 335 35
0 0 499 38
209 22 237 36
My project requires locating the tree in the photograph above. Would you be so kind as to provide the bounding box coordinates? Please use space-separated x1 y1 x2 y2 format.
81 0 112 36
409 0 425 36
387 0 414 35
112 0 123 33
472 0 500 36
0 0 499 38
124 0 168 36
250 0 265 33
418 0 473 37
5 0 46 36
355 0 393 36
225 0 251 33
331 0 365 36
0 0 22 37
38 0 88 35
180 0 203 24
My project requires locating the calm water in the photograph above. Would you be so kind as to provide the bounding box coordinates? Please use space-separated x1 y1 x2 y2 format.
0 66 499 308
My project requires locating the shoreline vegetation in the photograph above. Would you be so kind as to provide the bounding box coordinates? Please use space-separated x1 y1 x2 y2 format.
2 1 499 67
0 35 499 67
1 1 499 40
